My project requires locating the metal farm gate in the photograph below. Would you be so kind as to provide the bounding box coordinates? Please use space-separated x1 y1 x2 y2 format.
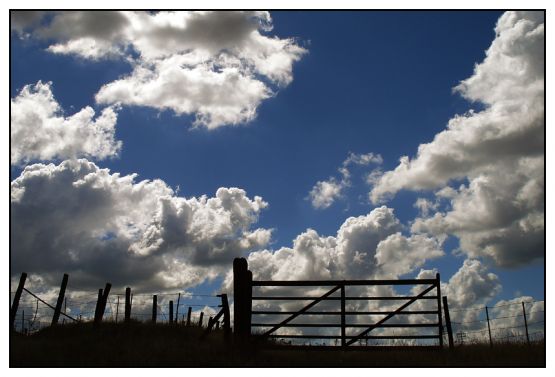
233 258 454 348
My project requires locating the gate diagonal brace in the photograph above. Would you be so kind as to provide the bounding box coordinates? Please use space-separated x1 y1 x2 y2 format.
258 285 342 339
345 283 437 346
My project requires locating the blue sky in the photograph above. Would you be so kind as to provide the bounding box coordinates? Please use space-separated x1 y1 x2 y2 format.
10 11 544 307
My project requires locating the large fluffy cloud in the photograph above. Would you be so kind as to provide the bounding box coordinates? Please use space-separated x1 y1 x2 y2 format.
11 11 306 129
369 11 544 267
11 159 271 291
11 81 121 165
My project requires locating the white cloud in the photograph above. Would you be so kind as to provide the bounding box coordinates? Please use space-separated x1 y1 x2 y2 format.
309 152 382 209
12 11 306 129
369 12 544 267
10 81 121 165
10 159 271 291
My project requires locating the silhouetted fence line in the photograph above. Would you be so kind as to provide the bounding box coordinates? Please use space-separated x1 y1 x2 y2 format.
10 272 229 336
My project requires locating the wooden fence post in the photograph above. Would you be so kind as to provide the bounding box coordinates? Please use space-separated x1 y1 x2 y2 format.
208 316 213 329
51 274 69 326
442 296 454 349
186 306 192 326
124 287 131 323
95 283 111 325
11 272 27 329
115 296 119 323
169 301 174 323
94 288 103 322
220 294 231 339
485 306 493 348
152 295 157 323
175 293 181 323
522 302 530 345
199 311 204 327
21 310 25 334
233 257 251 338
340 283 346 348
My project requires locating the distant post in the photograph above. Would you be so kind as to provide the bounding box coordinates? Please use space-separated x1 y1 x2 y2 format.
522 302 530 345
11 272 27 329
124 287 131 323
152 295 157 323
115 296 119 323
169 300 174 323
485 306 493 348
51 274 69 326
175 293 181 323
199 311 204 327
442 296 454 349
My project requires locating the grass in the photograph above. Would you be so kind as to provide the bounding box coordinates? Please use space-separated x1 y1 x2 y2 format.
10 321 545 367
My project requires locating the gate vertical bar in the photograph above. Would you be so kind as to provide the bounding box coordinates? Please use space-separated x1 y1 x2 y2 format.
340 283 346 347
169 300 174 323
442 296 454 349
11 272 27 329
436 273 443 347
485 306 493 348
51 273 69 326
522 302 530 345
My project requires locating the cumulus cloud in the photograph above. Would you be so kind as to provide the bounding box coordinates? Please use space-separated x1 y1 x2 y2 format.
227 206 443 286
12 11 306 129
309 152 382 209
369 11 544 267
11 81 121 165
11 159 271 291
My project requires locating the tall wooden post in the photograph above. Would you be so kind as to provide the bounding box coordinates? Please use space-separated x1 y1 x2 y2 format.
11 272 27 329
175 293 181 323
522 302 530 345
340 283 346 347
436 273 443 348
246 269 252 334
51 274 69 326
124 287 131 323
485 306 493 348
186 306 192 326
199 311 204 327
169 300 174 323
233 258 246 336
442 296 454 349
152 295 157 323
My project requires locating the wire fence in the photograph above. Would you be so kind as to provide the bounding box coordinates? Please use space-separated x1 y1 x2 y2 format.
11 285 224 335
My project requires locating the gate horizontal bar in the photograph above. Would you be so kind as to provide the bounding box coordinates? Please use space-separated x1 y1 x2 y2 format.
266 335 440 340
252 279 437 286
252 323 440 328
252 296 438 300
252 310 439 315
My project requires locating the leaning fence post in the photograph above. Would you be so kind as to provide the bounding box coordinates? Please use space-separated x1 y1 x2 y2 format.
199 311 204 327
522 302 530 345
11 272 27 329
124 287 131 323
442 296 454 349
152 295 157 324
485 306 493 348
51 273 69 326
186 306 192 326
115 296 120 323
169 300 174 323
220 294 231 339
436 273 443 348
94 289 103 322
95 283 111 325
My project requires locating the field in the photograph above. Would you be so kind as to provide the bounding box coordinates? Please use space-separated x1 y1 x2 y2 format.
10 321 545 367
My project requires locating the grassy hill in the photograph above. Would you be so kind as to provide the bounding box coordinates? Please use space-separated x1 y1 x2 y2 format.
10 322 545 367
